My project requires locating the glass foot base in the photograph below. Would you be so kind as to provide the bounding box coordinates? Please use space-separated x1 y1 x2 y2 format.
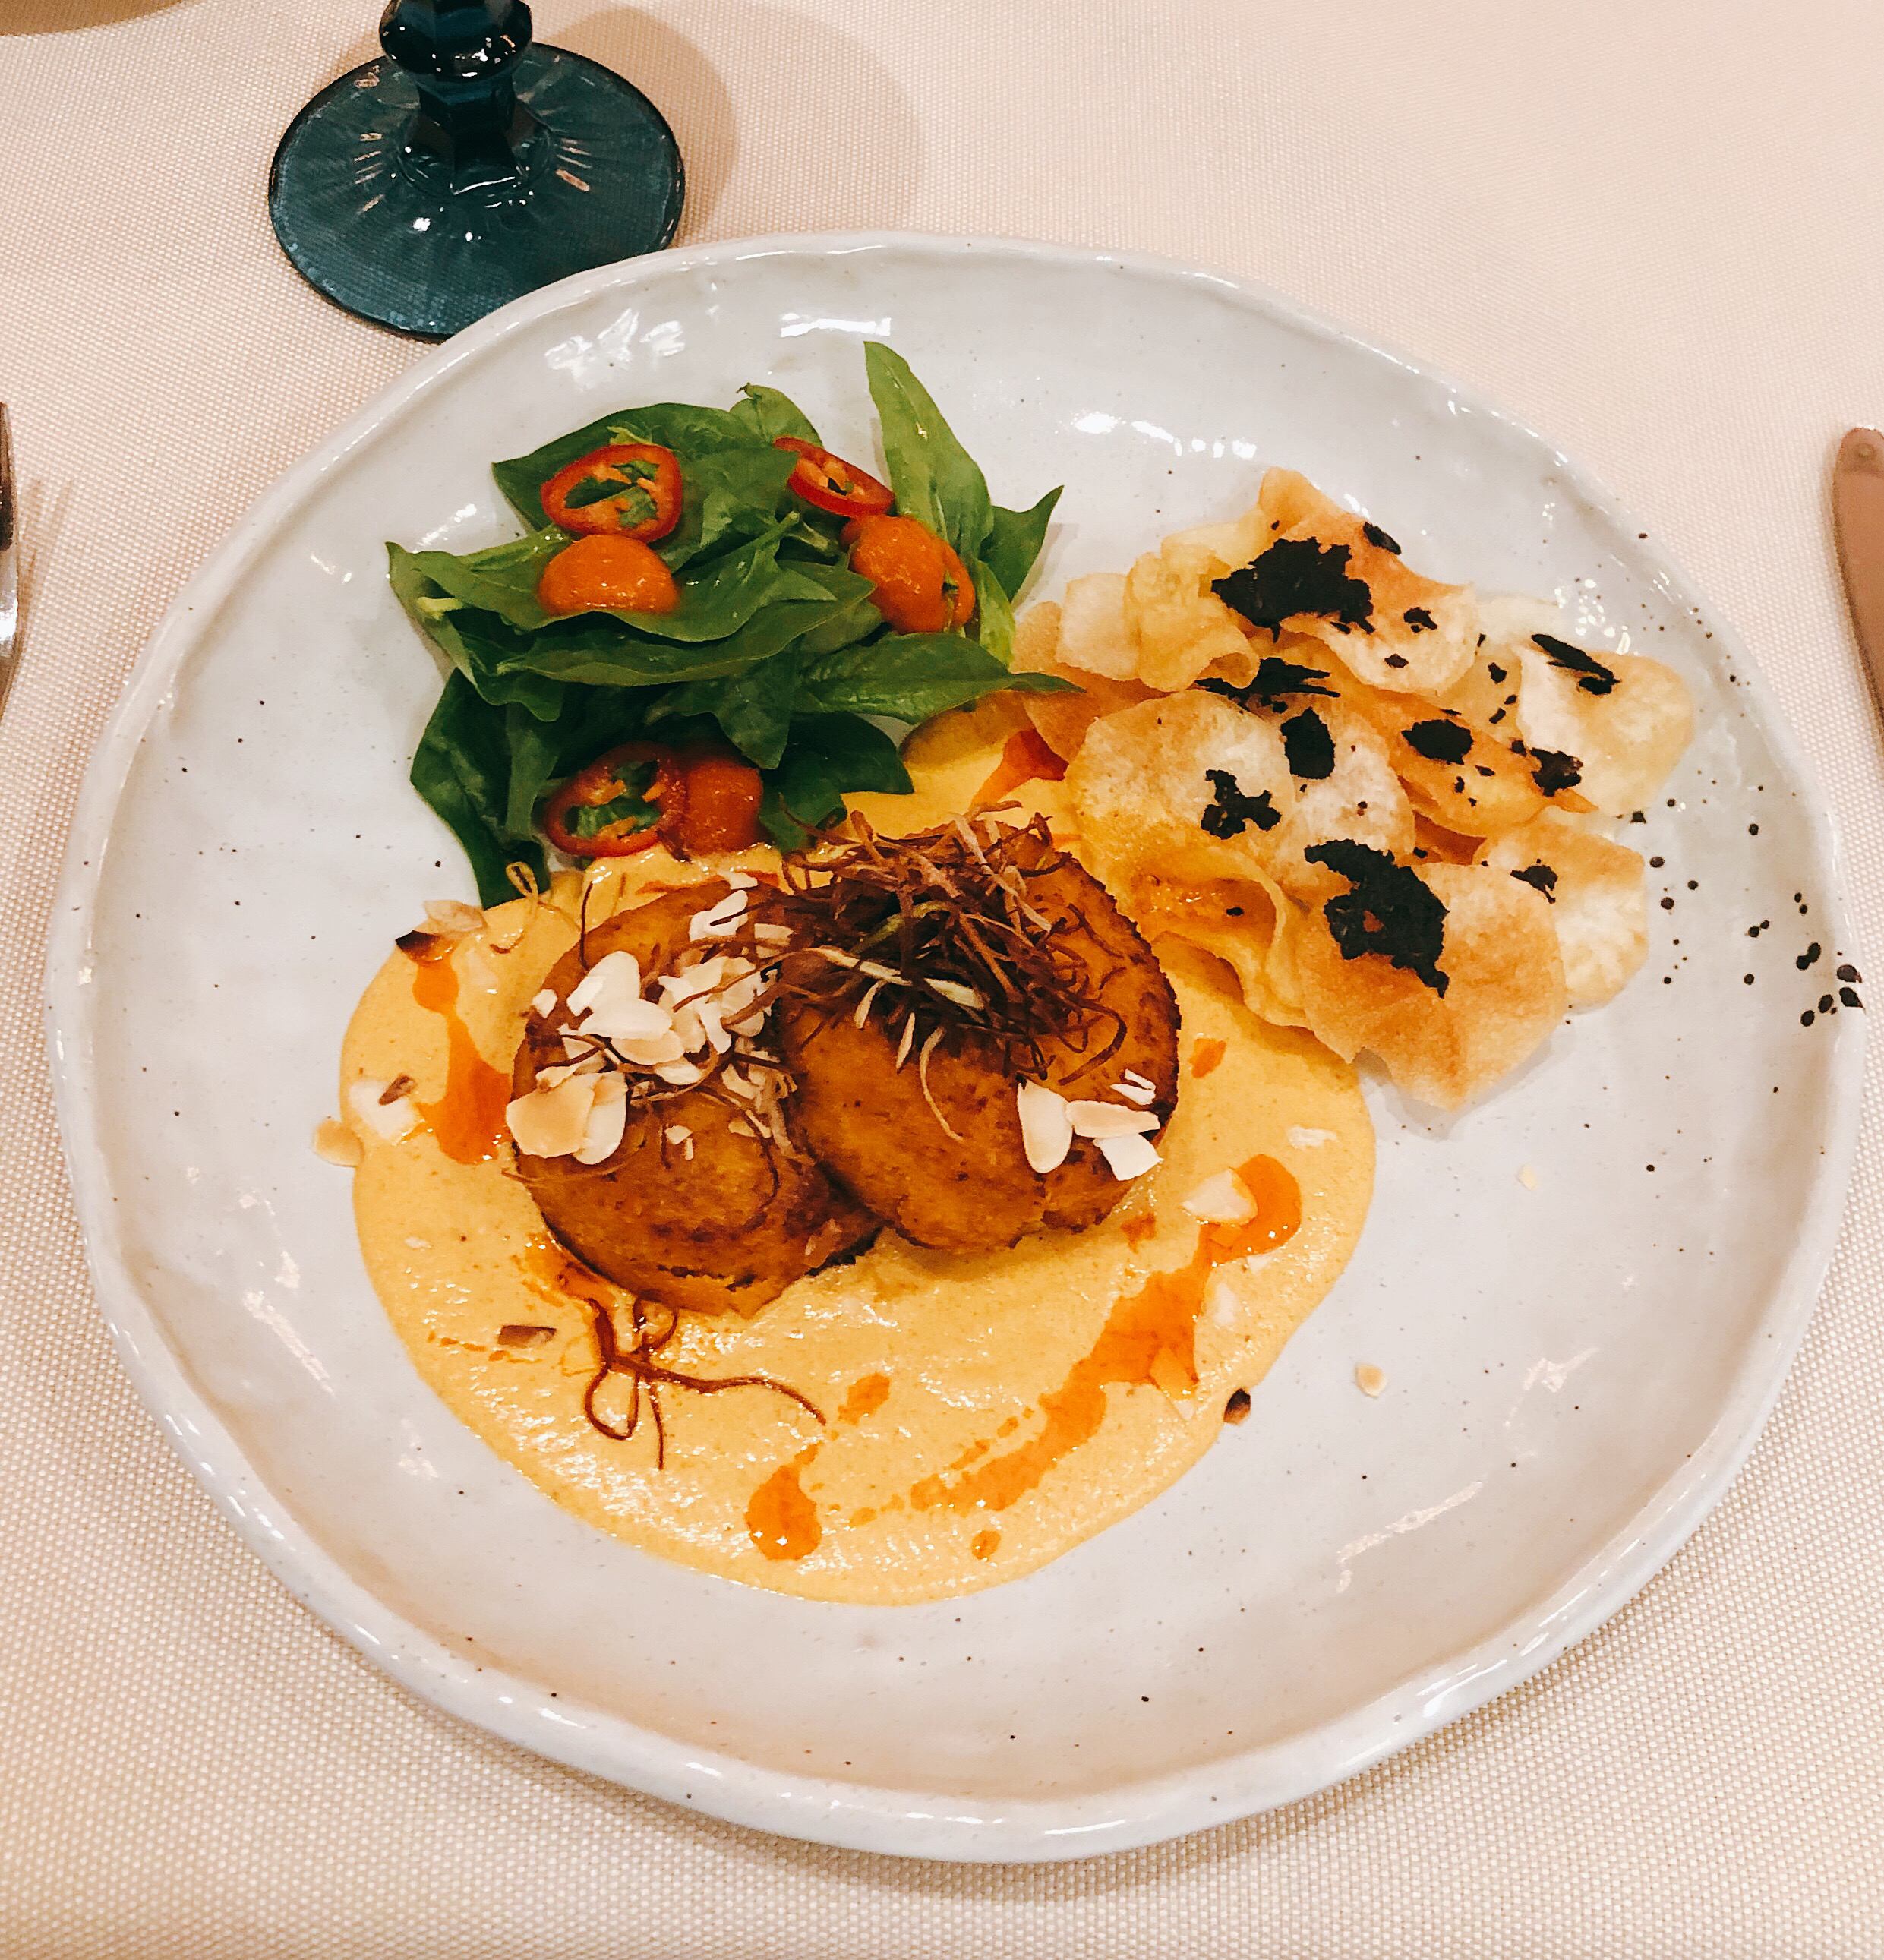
268 46 684 340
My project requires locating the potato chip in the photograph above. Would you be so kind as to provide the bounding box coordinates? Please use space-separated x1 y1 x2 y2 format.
1289 857 1568 1108
1478 811 1649 1007
1015 601 1156 762
1056 571 1141 680
1215 469 1478 696
1122 550 1254 691
1065 691 1298 896
1251 695 1416 904
1514 634 1695 819
1126 869 1313 1033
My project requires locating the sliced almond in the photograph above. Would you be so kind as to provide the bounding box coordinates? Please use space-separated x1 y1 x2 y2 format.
530 989 558 1019
1111 1075 1157 1107
507 1075 603 1159
575 1074 627 1165
1065 1100 1160 1140
1017 1081 1075 1173
1097 1131 1162 1180
1287 1125 1335 1150
424 898 487 936
348 1078 418 1142
567 949 641 1019
1182 1170 1255 1224
1355 1363 1387 1397
314 1119 364 1168
690 889 749 940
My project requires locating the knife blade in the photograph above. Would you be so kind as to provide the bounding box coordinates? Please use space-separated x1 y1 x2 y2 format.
1833 426 1884 711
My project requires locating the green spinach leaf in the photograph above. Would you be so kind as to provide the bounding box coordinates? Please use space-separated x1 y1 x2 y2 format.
863 342 993 557
983 485 1061 599
759 714 914 850
492 404 760 526
388 544 564 720
730 383 820 446
411 673 546 907
795 633 1075 723
647 647 802 769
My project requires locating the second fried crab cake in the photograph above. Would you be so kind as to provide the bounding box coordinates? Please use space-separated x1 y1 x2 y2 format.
774 820 1179 1255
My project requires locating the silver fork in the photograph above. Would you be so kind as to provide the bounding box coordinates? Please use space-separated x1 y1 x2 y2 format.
0 406 16 720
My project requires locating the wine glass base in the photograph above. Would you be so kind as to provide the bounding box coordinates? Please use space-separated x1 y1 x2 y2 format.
268 46 684 340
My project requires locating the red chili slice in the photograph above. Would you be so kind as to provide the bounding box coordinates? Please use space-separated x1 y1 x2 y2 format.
773 436 895 519
541 743 687 858
541 443 683 541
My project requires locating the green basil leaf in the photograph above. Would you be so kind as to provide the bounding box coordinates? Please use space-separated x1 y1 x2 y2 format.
983 486 1062 600
795 633 1076 723
731 383 821 446
759 713 914 851
411 673 546 907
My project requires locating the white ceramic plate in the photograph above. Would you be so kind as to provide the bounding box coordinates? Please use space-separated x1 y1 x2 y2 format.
46 235 1863 1861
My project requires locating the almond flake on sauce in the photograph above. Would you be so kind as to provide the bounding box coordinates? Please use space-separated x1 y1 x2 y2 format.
1182 1169 1255 1224
347 1077 418 1142
313 1119 364 1168
1355 1363 1387 1397
1287 1125 1336 1150
423 898 487 936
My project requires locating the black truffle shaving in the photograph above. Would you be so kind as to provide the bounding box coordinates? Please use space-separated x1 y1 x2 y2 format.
1529 747 1583 795
1486 661 1507 684
1199 655 1337 714
1362 522 1402 554
1403 718 1474 764
1403 605 1437 633
1213 538 1374 636
1200 770 1282 839
1280 707 1337 781
1304 840 1449 995
1510 863 1559 902
1532 633 1617 696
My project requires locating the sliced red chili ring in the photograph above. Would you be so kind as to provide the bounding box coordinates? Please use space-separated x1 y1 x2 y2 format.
541 443 683 542
773 435 895 519
541 743 687 858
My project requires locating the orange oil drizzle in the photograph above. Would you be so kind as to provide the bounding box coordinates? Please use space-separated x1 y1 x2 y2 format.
909 1155 1300 1520
1121 1210 1158 1251
409 948 511 1165
970 1529 1001 1561
747 1450 822 1561
971 728 1068 810
1190 1037 1227 1079
838 1372 891 1423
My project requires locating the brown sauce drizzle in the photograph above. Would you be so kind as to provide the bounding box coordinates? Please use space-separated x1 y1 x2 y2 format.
518 1236 823 1469
909 1156 1301 1520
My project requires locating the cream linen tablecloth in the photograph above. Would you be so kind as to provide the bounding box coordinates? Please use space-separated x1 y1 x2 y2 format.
5 1 1882 1952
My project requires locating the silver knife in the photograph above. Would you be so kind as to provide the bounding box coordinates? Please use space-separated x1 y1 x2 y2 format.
1833 426 1884 711
0 405 15 722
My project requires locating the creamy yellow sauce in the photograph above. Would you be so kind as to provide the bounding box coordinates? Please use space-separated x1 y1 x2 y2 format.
337 723 1374 1604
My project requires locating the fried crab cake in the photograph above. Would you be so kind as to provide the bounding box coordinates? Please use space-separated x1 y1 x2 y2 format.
512 883 875 1315
775 843 1179 1254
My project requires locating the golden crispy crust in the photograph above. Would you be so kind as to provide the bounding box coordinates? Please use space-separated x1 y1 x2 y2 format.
512 885 874 1315
777 848 1179 1252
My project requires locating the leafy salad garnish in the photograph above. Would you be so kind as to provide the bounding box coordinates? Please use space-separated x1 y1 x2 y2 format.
391 345 1072 903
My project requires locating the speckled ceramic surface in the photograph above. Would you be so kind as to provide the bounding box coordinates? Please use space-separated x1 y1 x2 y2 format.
44 235 1862 1861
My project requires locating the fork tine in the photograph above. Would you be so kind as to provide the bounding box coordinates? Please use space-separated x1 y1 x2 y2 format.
0 404 17 720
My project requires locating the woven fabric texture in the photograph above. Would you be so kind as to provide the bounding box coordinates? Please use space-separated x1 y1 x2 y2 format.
2 0 1881 1952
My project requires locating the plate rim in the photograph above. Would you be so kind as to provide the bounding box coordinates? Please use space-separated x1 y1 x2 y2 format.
43 229 1867 1862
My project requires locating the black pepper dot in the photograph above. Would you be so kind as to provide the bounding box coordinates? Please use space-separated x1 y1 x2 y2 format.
1797 943 1822 970
1686 879 1697 891
1838 964 1860 983
1800 1010 1816 1027
1649 856 1665 869
1748 823 1759 835
1744 974 1755 985
1819 994 1834 1013
1646 1164 1655 1173
1841 987 1863 1010
1660 896 1675 911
